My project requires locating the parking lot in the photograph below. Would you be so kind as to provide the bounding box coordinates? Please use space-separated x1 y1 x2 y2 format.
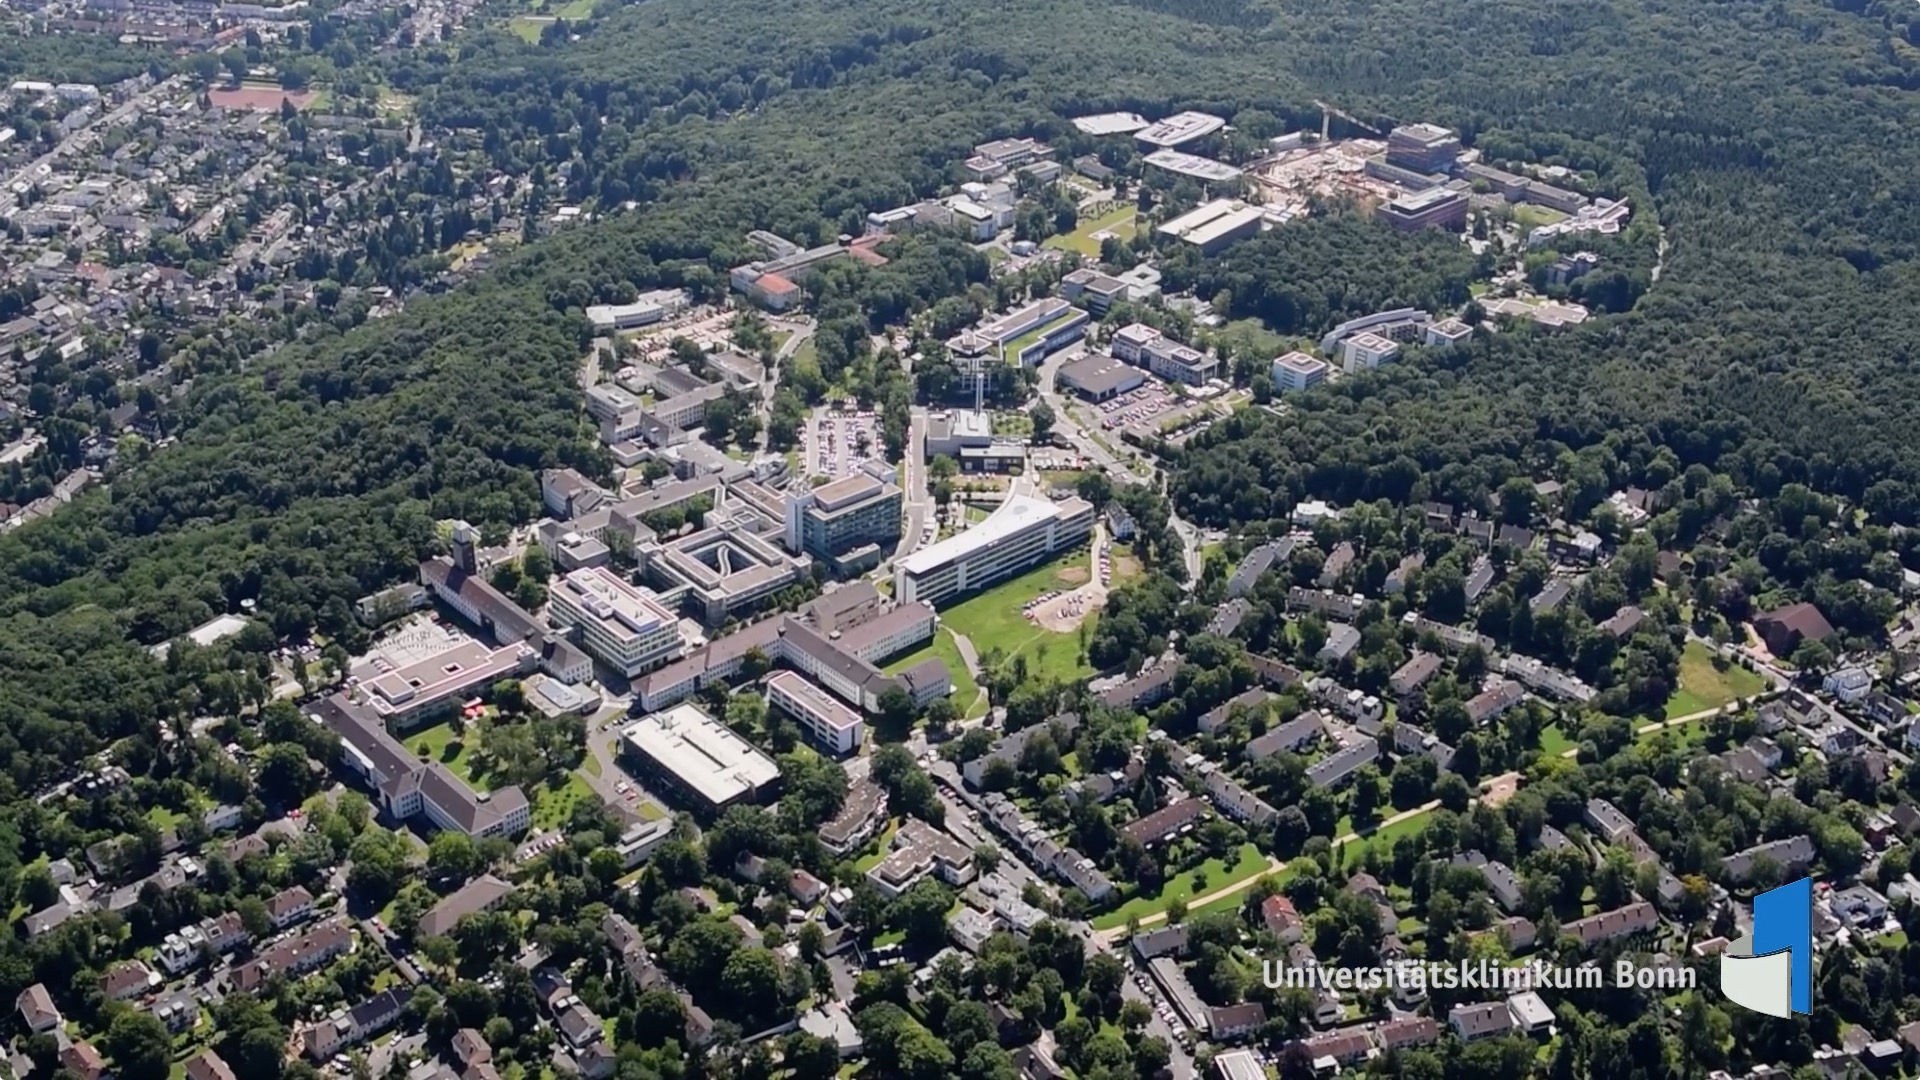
1094 384 1182 431
804 408 880 480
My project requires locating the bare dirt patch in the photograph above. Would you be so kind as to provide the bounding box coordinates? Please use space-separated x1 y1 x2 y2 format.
210 86 317 111
1056 566 1090 586
1030 582 1106 633
1479 772 1520 808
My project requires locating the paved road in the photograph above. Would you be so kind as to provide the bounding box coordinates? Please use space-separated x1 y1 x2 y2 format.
582 700 662 824
932 774 1195 1079
1034 346 1150 487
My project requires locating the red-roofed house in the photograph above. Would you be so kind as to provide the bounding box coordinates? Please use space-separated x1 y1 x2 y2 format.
1260 894 1303 944
1754 602 1835 658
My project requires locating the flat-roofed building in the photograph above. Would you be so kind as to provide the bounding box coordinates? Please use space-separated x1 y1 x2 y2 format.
585 301 663 333
1059 268 1130 315
973 137 1048 166
642 523 810 625
548 567 687 677
1135 111 1227 149
895 494 1095 607
1059 354 1146 401
787 474 902 576
1379 186 1468 232
1339 331 1401 372
1072 112 1150 136
1386 123 1461 173
1156 200 1264 255
1142 149 1242 184
622 703 782 814
866 819 974 897
1140 335 1219 384
767 671 863 756
356 637 537 727
820 778 887 855
1425 318 1474 347
1271 351 1329 393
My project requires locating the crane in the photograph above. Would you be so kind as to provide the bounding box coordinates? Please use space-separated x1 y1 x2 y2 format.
1314 99 1384 141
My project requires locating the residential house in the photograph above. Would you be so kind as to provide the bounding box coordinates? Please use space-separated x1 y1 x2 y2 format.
1449 1002 1517 1042
1376 1017 1441 1052
267 886 314 929
100 959 159 1001
184 1051 237 1080
1455 852 1523 912
1562 902 1658 948
419 875 516 938
1319 623 1362 664
1584 798 1636 843
1390 652 1443 699
16 983 60 1033
1466 682 1526 726
1209 1003 1266 1042
1720 834 1820 883
62 1042 107 1080
1131 926 1190 963
1261 894 1304 944
1121 799 1211 847
1507 991 1555 1035
1307 736 1379 789
1246 711 1327 760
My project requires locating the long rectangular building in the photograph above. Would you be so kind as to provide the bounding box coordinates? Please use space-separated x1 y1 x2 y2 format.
547 567 687 677
632 594 940 714
766 671 863 756
894 494 1095 608
622 703 782 814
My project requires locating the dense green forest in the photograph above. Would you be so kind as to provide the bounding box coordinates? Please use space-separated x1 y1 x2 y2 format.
3 0 1920 789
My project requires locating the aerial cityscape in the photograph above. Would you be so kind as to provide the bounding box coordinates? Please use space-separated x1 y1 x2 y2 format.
0 1 1916 1080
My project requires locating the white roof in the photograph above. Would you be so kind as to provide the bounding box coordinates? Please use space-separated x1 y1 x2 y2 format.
1135 111 1227 148
623 704 780 806
897 494 1087 576
1071 112 1150 136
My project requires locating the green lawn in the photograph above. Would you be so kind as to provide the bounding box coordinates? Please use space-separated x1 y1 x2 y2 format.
1044 204 1138 257
531 772 596 831
884 627 986 720
1538 723 1576 757
1513 203 1569 229
1342 809 1433 862
507 16 549 41
1006 314 1086 364
1090 843 1267 930
852 820 901 873
409 721 478 782
1203 319 1291 363
937 554 1097 685
1664 640 1765 718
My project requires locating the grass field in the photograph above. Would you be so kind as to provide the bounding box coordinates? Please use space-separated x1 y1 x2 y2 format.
938 554 1097 685
531 772 595 831
1665 640 1765 718
1203 319 1291 364
1091 843 1268 930
1513 204 1569 230
409 721 478 782
1044 204 1138 257
1538 723 1577 757
508 16 549 41
883 628 986 720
